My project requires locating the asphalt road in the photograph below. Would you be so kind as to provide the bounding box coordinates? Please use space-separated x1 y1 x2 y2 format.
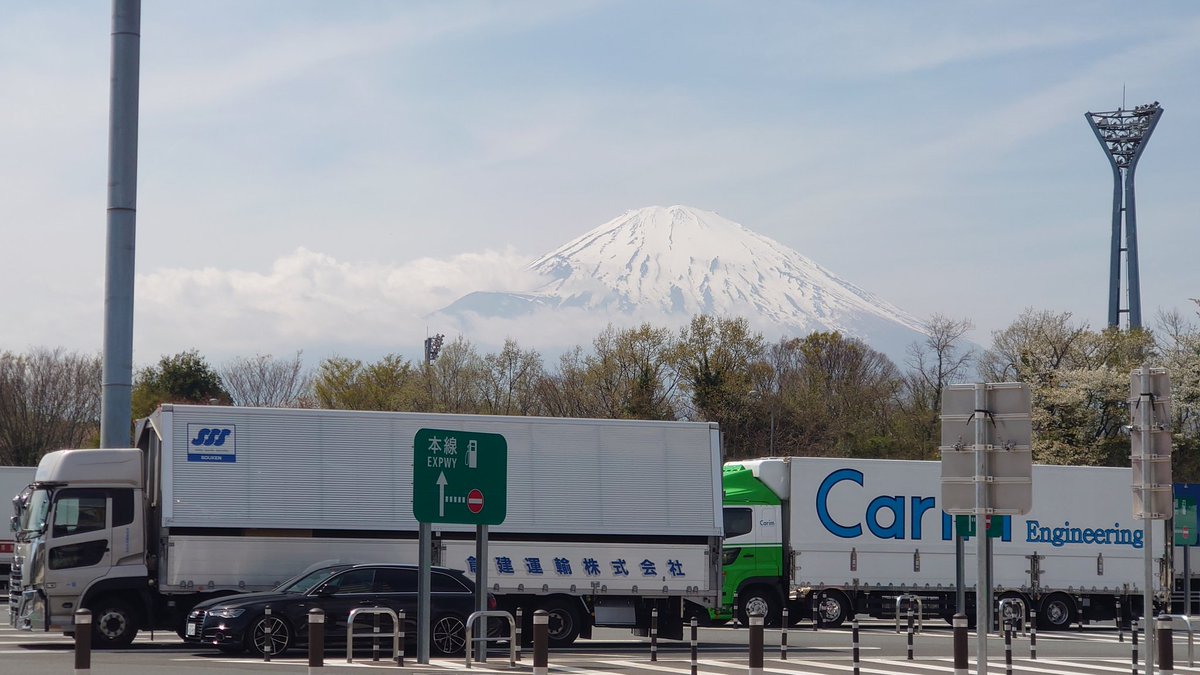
0 613 1186 675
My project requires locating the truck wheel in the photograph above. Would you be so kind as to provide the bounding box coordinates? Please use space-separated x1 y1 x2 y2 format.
1038 594 1076 630
540 598 582 647
737 586 781 627
815 591 851 628
90 600 140 649
248 613 292 657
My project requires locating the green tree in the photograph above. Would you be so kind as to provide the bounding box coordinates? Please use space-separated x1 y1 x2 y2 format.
312 354 422 411
131 350 230 419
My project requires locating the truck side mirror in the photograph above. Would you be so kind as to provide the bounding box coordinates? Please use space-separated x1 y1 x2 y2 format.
9 515 17 532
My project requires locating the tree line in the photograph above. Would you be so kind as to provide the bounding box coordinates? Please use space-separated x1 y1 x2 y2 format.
3 306 1199 479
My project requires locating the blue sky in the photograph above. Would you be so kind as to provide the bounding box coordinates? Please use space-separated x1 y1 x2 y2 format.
2 1 1198 366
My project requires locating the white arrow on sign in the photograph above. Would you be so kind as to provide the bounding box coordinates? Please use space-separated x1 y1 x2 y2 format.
437 471 448 517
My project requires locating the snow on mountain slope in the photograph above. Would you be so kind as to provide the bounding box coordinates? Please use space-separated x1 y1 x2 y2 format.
435 205 930 361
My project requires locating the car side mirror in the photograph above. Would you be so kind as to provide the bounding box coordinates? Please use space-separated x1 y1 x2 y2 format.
9 515 16 533
314 585 336 597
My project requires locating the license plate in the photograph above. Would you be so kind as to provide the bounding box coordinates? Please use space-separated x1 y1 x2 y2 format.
186 622 197 637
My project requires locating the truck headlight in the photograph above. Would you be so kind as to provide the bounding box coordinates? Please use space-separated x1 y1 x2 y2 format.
721 548 741 566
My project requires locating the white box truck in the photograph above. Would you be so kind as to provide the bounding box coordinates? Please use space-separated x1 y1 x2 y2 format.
1 466 36 590
719 457 1168 629
9 405 723 648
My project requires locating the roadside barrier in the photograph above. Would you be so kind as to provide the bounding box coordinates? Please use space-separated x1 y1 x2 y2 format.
1159 614 1174 675
346 607 399 664
748 614 764 675
533 610 548 675
690 617 698 675
953 614 967 675
998 597 1027 636
1167 614 1197 667
74 608 92 675
780 607 788 660
651 606 658 661
465 610 516 668
307 608 324 672
852 617 861 675
397 610 405 667
906 605 915 660
894 594 923 634
812 593 819 631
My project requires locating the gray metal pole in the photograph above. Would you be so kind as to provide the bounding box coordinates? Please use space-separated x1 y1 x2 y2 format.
418 522 431 664
1186 546 1192 616
975 383 989 675
1108 162 1124 327
1142 367 1156 675
956 531 965 615
476 525 488 663
100 0 141 449
1125 169 1143 328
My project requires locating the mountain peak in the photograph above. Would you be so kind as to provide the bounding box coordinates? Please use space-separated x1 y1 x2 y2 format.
437 206 929 360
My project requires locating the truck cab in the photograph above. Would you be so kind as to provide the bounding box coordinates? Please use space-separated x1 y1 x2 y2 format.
10 449 148 647
720 462 786 625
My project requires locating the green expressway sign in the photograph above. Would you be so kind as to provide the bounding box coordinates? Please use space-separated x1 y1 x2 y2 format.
413 428 507 525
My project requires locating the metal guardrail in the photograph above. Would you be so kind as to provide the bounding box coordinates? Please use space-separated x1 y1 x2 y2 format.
894 594 923 633
1167 614 1197 667
346 607 399 664
998 597 1028 636
465 610 516 668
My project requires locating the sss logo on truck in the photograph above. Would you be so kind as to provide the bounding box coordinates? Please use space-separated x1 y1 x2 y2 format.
187 424 236 463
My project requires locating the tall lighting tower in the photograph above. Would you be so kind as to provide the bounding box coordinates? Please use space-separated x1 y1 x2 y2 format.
1086 101 1163 330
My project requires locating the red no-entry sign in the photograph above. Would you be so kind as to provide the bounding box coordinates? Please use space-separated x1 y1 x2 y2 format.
467 488 484 514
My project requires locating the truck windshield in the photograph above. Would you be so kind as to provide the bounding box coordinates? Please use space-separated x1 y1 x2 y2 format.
16 488 51 537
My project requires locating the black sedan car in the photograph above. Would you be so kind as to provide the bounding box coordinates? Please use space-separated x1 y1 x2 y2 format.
183 563 489 657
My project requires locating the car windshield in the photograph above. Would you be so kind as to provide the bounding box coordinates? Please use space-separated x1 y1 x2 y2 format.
276 567 347 594
16 488 50 538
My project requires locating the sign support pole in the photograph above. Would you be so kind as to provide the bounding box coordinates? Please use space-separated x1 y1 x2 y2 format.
476 524 489 663
1141 367 1156 675
975 383 989 675
418 522 431 664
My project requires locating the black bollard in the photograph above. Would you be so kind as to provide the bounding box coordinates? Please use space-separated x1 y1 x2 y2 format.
749 614 764 675
397 610 405 667
1133 618 1139 675
690 617 698 675
812 593 819 631
781 607 788 660
853 617 861 675
1118 598 1124 642
372 609 380 662
1005 619 1013 675
533 610 548 675
953 614 967 675
906 605 914 660
651 606 658 662
515 607 523 662
308 608 325 672
1158 614 1174 675
1031 609 1038 660
732 591 739 627
263 605 273 662
74 609 92 675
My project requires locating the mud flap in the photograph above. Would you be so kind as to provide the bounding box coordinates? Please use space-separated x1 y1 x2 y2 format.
631 598 684 640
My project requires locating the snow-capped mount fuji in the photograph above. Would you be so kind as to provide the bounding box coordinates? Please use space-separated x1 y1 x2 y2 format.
434 206 930 361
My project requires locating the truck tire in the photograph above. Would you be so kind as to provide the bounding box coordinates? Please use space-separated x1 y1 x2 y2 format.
540 598 582 647
90 599 140 649
1038 594 1076 630
815 590 852 628
248 613 292 657
737 586 781 627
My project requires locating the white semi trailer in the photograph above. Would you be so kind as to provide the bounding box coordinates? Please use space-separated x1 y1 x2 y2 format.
10 405 723 648
720 457 1169 629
